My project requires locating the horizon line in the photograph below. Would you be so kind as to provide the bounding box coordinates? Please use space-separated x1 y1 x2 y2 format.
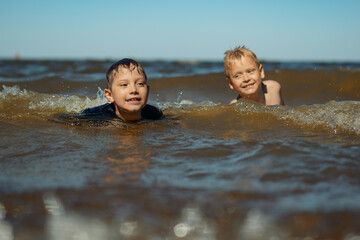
1 55 360 63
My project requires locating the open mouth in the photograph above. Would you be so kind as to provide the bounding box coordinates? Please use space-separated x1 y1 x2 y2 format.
127 98 141 102
243 83 255 89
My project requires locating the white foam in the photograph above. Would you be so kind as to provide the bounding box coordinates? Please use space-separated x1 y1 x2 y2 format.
0 85 29 98
279 101 360 134
234 100 360 134
28 87 108 113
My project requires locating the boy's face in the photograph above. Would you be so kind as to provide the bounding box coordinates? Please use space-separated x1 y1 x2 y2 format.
104 65 149 120
226 56 265 97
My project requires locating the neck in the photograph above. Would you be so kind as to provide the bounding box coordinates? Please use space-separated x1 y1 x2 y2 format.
243 85 266 105
247 92 265 105
242 91 266 105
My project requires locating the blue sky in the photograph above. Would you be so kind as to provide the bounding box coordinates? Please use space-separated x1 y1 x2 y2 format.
1 0 360 61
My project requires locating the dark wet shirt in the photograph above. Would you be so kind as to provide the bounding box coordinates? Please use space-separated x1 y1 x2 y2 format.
81 103 163 120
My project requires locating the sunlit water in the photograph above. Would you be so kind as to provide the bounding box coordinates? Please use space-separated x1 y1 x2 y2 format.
1 60 360 239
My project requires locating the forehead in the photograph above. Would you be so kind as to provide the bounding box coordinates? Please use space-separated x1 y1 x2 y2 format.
113 65 145 80
229 55 258 71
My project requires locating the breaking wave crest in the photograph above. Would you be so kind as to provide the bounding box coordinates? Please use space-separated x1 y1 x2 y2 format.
233 100 360 134
1 85 359 134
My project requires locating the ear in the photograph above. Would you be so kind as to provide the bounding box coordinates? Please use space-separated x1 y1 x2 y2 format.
259 64 265 79
104 88 114 103
226 77 234 90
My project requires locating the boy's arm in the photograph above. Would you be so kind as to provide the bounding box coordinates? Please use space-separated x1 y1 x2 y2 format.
264 80 285 106
230 98 237 104
229 94 241 104
279 87 285 105
274 81 285 105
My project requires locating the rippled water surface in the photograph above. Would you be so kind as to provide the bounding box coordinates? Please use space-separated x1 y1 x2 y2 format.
1 59 360 240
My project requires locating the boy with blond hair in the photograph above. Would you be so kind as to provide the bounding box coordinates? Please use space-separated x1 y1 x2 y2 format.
82 58 162 122
224 46 284 105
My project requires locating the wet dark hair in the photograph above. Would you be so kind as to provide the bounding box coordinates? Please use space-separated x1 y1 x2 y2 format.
106 58 147 89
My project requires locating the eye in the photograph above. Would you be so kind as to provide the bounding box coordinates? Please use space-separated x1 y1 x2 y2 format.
234 74 242 79
137 81 146 86
120 83 127 87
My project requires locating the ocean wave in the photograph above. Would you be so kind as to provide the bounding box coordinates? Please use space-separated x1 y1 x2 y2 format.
0 85 107 118
278 101 360 134
1 85 359 134
234 100 360 134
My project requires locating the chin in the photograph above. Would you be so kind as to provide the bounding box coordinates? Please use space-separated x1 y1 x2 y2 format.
244 86 260 94
129 104 146 111
126 107 143 113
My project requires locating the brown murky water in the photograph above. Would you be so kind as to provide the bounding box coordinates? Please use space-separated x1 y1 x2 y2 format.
1 60 360 239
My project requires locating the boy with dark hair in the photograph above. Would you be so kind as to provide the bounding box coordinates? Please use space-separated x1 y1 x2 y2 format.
82 58 162 121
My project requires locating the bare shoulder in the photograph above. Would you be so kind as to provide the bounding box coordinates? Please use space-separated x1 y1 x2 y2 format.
263 80 285 105
263 80 281 93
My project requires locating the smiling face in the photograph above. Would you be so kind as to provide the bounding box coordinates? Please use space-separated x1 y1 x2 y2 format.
104 65 149 121
226 56 265 98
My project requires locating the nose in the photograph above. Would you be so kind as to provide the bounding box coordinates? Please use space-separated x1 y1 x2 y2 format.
129 84 138 94
243 73 250 82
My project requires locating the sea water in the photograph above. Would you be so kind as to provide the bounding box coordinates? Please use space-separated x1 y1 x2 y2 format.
0 59 360 240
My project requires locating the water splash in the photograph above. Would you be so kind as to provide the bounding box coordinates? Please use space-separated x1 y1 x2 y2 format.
234 100 360 134
28 87 108 113
172 206 216 240
1 84 29 98
0 85 108 115
0 202 13 240
279 101 360 134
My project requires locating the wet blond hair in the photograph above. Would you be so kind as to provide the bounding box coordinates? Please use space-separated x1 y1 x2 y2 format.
224 46 260 78
106 58 147 89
